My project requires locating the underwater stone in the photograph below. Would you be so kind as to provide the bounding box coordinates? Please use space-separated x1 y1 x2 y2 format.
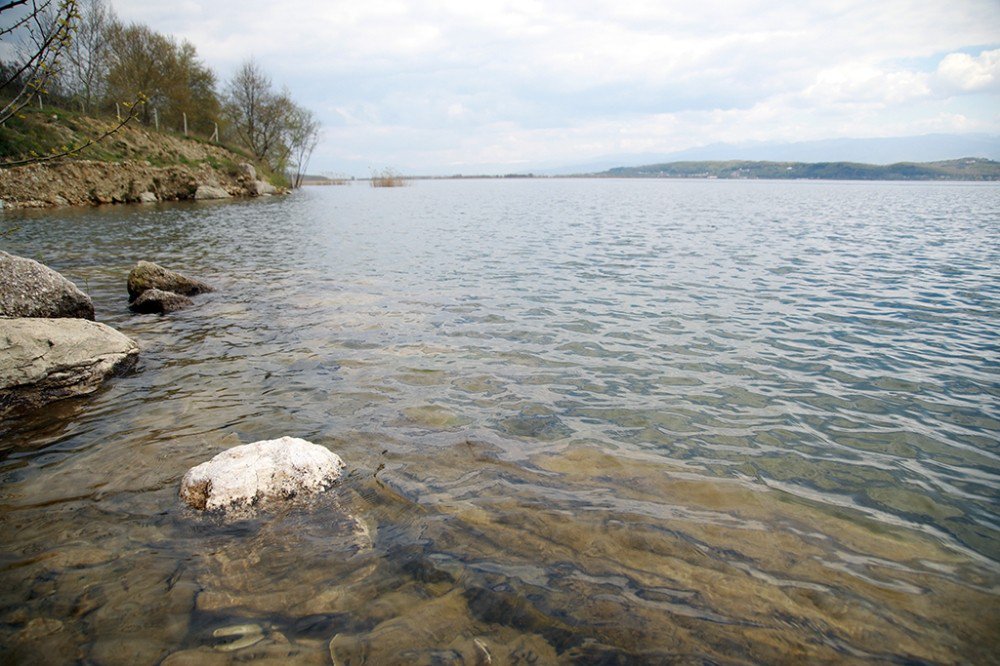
180 437 345 512
129 288 193 314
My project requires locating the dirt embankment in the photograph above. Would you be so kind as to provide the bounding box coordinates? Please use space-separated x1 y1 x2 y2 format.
0 159 270 208
0 112 283 208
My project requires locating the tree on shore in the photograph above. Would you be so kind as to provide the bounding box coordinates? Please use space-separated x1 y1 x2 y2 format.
2 4 320 177
223 57 320 186
63 0 109 112
223 58 289 164
286 105 320 188
0 0 78 124
103 20 216 132
0 0 142 166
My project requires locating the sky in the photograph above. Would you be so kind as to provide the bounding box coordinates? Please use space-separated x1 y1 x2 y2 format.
107 0 1000 176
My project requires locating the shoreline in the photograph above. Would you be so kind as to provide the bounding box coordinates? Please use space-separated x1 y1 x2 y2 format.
0 159 285 209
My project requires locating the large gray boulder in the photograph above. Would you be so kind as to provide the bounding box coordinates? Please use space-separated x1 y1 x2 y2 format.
0 251 95 320
129 288 193 314
180 437 345 512
127 261 213 302
0 318 139 417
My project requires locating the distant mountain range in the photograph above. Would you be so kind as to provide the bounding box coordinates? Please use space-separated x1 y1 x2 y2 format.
592 158 1000 181
546 134 1000 175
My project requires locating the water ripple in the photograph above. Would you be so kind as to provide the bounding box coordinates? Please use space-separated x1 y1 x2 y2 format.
1 180 998 661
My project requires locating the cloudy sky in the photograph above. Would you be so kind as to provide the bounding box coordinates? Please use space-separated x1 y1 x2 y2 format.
109 0 1000 176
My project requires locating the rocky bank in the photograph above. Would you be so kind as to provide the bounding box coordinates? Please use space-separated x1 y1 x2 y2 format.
0 111 283 208
0 159 278 208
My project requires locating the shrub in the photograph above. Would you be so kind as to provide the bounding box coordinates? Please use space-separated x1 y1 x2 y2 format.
370 167 407 188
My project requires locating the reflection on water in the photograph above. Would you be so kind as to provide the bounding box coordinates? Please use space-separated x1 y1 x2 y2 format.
1 180 998 663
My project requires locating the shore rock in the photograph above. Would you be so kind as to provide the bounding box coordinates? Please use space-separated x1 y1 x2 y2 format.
129 288 193 314
0 251 95 320
252 180 276 196
0 318 139 417
194 185 231 200
180 437 345 512
127 261 213 302
138 191 158 203
239 163 257 181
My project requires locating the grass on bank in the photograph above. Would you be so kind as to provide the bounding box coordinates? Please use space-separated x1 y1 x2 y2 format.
0 103 285 187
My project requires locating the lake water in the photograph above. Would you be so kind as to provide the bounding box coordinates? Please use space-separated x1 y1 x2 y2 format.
1 179 998 664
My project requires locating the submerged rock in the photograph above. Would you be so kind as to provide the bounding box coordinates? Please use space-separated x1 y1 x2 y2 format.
127 260 213 302
0 317 139 417
180 437 345 512
129 288 193 314
194 185 231 200
0 251 95 320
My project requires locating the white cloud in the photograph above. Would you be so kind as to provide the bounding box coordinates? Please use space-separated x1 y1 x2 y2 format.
803 64 931 105
934 49 1000 93
105 0 1000 174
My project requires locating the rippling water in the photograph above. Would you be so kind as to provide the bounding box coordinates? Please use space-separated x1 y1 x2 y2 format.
1 179 998 664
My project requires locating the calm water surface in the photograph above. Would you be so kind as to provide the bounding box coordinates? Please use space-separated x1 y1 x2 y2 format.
1 179 998 664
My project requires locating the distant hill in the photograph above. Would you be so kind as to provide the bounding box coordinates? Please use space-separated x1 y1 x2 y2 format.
545 134 1000 175
592 158 1000 181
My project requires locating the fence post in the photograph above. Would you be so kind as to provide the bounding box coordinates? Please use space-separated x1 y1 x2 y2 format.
210 122 219 143
183 112 188 136
153 108 159 131
38 96 43 110
116 102 121 121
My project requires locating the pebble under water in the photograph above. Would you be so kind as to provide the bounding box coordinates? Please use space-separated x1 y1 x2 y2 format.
0 179 998 664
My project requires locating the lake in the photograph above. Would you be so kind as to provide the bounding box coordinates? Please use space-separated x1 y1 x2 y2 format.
1 178 998 664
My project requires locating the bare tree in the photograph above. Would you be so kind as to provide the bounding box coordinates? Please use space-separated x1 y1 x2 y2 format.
1 0 141 167
64 0 110 111
0 0 78 123
286 104 320 188
224 58 292 165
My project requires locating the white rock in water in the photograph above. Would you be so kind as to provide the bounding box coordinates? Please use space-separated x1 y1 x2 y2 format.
180 437 345 512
